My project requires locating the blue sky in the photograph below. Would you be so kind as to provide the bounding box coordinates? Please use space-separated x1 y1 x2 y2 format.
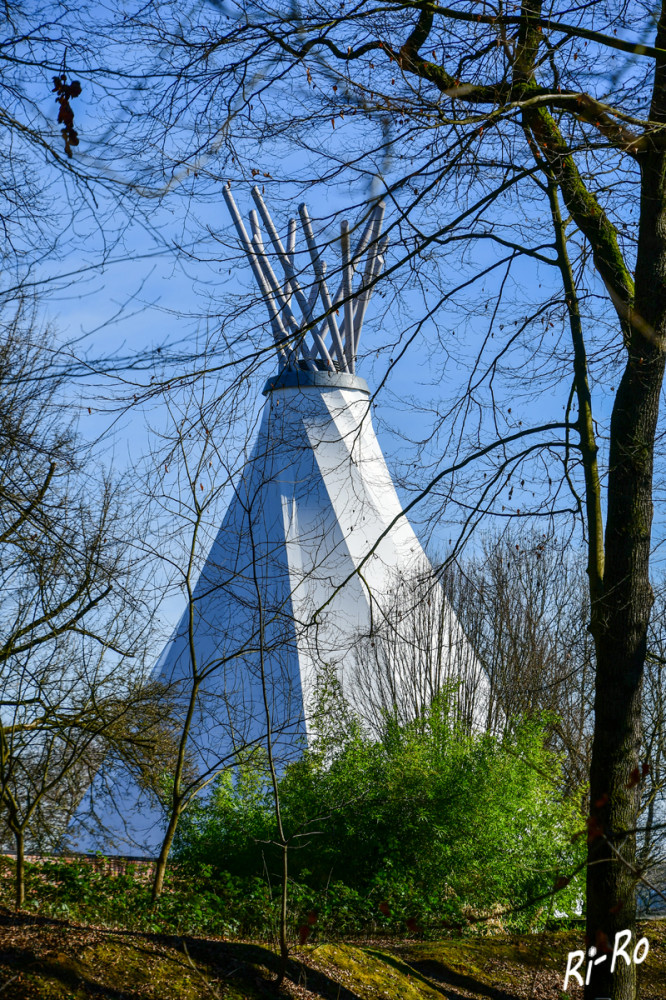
17 0 661 644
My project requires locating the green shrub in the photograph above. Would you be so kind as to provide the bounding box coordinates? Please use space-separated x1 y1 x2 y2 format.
173 707 586 933
0 708 583 939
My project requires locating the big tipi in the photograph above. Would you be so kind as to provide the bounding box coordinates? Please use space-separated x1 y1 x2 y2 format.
71 189 483 855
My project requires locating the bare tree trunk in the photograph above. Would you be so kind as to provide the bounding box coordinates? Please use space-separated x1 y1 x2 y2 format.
278 841 289 977
585 19 666 994
150 669 201 903
15 829 25 910
249 517 290 988
151 810 180 904
262 670 290 987
586 344 665 998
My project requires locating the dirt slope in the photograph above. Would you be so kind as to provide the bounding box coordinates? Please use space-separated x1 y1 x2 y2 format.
1 908 664 999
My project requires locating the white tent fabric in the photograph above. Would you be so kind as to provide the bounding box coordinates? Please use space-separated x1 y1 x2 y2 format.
70 370 484 854
69 192 487 856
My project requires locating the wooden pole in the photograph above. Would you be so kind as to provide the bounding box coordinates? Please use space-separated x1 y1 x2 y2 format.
298 203 347 371
340 221 355 374
224 185 387 374
223 186 289 366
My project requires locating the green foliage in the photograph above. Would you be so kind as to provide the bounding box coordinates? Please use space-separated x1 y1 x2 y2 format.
174 762 275 879
0 854 274 938
173 706 586 933
0 708 584 940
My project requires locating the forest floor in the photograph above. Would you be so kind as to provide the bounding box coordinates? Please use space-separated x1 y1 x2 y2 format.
0 907 665 1000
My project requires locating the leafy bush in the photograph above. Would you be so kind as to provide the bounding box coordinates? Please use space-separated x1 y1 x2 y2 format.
0 854 275 938
173 706 586 933
0 708 584 939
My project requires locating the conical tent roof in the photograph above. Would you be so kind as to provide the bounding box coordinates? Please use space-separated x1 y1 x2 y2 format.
70 193 485 855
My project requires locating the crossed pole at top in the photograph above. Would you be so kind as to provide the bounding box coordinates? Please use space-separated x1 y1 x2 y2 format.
223 184 387 375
